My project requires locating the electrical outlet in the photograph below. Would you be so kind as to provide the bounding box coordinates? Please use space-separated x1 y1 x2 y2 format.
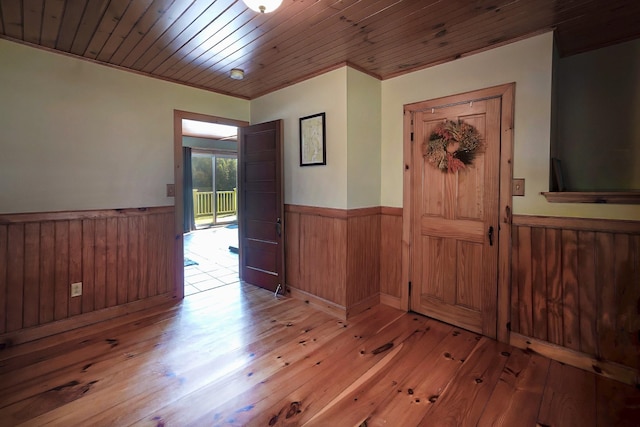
71 282 82 297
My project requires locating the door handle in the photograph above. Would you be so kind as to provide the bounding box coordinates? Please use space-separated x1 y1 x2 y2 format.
488 226 494 246
276 217 282 237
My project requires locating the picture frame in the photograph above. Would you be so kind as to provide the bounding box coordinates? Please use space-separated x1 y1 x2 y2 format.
299 112 326 166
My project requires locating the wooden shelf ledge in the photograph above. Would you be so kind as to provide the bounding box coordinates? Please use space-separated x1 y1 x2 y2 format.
542 191 640 204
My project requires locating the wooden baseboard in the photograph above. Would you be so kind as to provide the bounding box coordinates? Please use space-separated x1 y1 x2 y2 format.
510 332 639 386
286 286 347 320
0 293 175 355
380 293 402 309
346 293 380 318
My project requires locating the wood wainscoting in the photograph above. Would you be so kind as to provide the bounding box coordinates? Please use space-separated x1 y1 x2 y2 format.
283 205 403 317
511 215 640 386
284 204 382 319
380 207 403 308
0 206 176 348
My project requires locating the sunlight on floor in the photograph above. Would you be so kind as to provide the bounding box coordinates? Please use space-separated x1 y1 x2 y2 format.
184 225 239 296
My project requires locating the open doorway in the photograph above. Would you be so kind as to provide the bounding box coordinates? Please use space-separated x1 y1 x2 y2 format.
174 112 248 298
184 151 240 296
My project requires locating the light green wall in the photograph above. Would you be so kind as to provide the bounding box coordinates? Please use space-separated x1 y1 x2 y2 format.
381 32 640 220
346 68 382 209
251 67 382 209
3 34 638 220
0 39 249 214
251 68 349 209
382 33 554 212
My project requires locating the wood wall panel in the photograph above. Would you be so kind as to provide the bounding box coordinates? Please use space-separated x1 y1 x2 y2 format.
146 214 158 298
39 222 55 325
516 226 532 337
6 224 24 332
546 228 563 346
298 213 347 306
54 220 69 321
23 223 40 329
578 231 597 355
510 225 519 334
285 205 393 315
117 217 129 305
0 207 175 347
162 213 174 296
128 216 139 303
511 215 640 375
284 211 300 288
346 215 380 306
530 227 547 341
380 211 403 299
69 220 82 318
105 217 118 308
562 229 580 351
138 215 148 300
0 226 6 334
612 234 638 368
82 219 95 313
94 218 107 311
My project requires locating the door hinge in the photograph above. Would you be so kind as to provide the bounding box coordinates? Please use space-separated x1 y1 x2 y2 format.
408 281 412 297
409 113 415 142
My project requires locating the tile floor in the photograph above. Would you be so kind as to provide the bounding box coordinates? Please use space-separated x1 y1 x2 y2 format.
183 224 239 296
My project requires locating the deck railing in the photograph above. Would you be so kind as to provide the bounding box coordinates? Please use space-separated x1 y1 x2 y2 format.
193 191 214 217
216 190 236 215
193 189 237 221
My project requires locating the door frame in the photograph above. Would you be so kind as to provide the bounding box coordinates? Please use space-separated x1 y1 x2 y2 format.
401 83 515 343
172 110 248 300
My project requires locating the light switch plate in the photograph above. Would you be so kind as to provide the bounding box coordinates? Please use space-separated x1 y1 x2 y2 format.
71 282 82 297
167 184 175 197
512 178 525 196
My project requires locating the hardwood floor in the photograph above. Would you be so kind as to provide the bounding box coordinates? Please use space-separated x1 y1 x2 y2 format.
0 283 638 426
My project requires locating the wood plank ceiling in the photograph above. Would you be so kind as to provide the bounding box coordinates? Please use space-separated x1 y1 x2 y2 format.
1 0 639 99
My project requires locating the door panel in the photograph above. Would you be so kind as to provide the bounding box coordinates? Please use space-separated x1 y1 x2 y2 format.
410 98 501 337
245 193 277 219
246 220 278 242
239 120 284 293
246 161 276 181
245 244 278 272
456 241 483 310
421 236 446 300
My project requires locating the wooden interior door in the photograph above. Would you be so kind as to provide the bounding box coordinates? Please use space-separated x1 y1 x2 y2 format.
238 120 284 293
410 96 501 337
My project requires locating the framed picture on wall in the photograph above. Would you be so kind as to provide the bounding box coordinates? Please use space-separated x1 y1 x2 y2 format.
299 112 326 166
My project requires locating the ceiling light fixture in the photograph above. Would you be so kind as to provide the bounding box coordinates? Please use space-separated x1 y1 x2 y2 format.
242 0 282 14
230 68 245 80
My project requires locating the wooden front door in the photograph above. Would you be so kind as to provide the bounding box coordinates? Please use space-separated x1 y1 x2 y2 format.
408 93 502 338
238 120 284 293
